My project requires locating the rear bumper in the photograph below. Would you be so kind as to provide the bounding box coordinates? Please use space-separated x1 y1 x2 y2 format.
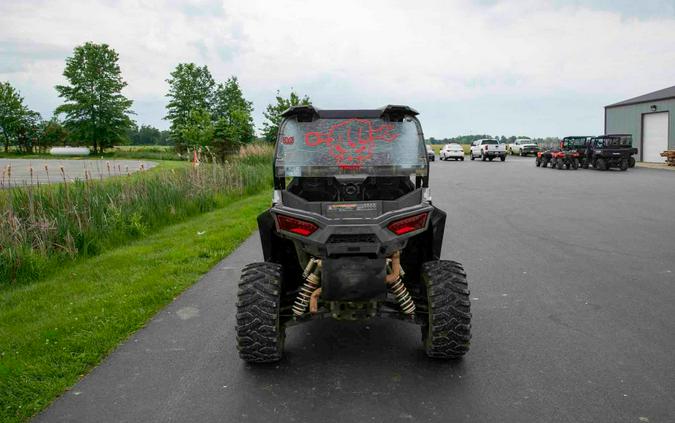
269 203 433 258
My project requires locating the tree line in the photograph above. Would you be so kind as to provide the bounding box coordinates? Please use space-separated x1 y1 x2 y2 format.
0 42 311 157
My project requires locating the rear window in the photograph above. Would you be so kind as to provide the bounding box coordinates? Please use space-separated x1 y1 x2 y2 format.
563 137 588 148
276 117 427 177
482 140 498 145
594 136 632 147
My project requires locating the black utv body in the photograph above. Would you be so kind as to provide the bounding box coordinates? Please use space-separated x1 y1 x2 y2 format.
587 134 638 171
236 105 471 362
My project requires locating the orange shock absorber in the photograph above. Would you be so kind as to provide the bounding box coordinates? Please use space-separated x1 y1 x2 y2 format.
386 252 416 315
292 258 321 317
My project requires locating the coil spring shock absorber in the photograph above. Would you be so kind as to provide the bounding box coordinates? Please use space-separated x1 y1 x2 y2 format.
292 258 321 317
386 252 416 315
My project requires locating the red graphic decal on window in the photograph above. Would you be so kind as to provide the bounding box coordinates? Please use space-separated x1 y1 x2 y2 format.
304 119 398 168
282 136 295 145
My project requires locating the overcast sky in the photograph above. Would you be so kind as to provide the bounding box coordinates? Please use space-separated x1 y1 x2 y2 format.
1 0 674 138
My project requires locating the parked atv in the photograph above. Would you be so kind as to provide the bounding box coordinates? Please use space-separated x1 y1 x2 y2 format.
236 105 471 363
561 136 591 168
536 146 580 169
587 134 638 171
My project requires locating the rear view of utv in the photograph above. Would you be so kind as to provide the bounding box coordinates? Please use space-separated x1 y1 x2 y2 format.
587 134 638 171
236 105 471 362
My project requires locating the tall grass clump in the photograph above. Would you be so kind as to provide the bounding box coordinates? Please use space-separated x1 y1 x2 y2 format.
0 144 273 285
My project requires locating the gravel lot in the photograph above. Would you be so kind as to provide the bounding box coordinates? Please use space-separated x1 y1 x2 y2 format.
37 156 675 423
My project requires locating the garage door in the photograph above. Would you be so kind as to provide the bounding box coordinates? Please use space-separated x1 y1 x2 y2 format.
642 112 669 162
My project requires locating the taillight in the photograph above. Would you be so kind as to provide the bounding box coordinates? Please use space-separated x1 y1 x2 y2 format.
387 213 428 235
276 214 318 236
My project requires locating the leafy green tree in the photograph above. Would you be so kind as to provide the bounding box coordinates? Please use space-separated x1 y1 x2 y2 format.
175 108 214 151
55 42 134 153
127 124 163 145
15 110 43 154
212 76 255 144
0 81 28 152
261 90 311 142
39 118 69 151
165 63 215 144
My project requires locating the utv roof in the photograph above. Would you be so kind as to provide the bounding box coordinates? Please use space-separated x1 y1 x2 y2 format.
280 105 419 121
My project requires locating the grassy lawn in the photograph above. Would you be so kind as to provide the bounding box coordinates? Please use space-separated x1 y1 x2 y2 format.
0 192 271 422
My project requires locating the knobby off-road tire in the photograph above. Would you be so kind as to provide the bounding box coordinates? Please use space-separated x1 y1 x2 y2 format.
535 157 541 167
236 262 285 363
596 158 607 171
629 157 636 168
421 260 472 359
619 158 629 171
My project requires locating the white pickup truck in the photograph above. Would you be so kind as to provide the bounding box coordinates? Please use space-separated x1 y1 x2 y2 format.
508 138 540 156
470 139 506 161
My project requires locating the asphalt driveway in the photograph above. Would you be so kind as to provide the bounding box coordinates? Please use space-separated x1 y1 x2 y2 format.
36 156 675 423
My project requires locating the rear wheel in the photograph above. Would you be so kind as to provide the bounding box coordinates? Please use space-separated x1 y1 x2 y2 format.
489 156 494 161
596 158 607 171
481 152 486 161
236 262 285 363
470 153 475 160
619 158 629 171
500 155 506 162
629 157 636 168
535 157 541 167
421 260 471 359
572 159 579 170
541 158 548 168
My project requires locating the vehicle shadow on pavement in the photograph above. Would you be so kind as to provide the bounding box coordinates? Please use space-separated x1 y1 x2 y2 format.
239 318 474 421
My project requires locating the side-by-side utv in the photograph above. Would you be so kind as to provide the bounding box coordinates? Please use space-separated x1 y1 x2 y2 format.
560 136 591 168
587 134 638 171
236 105 471 362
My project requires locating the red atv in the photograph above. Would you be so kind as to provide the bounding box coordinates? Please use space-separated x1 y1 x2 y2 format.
536 146 580 170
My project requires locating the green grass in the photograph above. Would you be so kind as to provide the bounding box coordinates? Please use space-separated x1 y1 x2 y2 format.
0 192 271 423
1 149 273 285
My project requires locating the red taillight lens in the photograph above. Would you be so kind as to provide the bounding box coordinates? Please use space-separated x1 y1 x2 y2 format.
387 213 428 235
276 214 318 236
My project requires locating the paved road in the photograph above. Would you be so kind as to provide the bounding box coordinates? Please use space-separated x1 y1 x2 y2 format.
37 157 675 422
0 159 156 187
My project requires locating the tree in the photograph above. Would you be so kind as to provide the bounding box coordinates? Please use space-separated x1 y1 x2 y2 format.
212 76 255 144
127 124 162 145
261 90 311 142
15 110 42 154
0 81 27 152
55 42 134 153
39 118 69 151
165 63 215 145
175 108 214 151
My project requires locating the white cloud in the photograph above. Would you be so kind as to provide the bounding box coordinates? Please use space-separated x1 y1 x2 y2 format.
1 0 674 136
